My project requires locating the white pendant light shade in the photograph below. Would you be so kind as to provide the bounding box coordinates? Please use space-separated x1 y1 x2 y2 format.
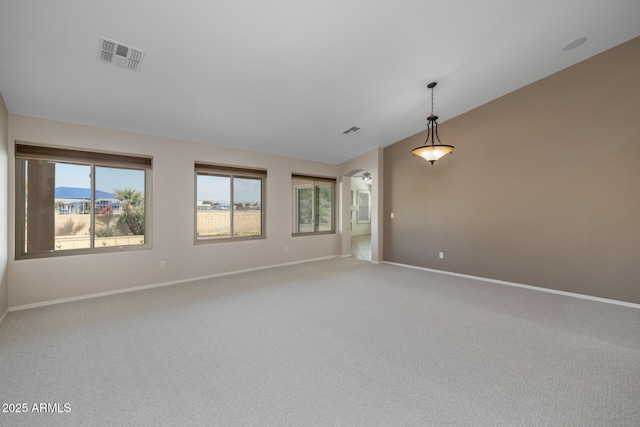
411 144 454 164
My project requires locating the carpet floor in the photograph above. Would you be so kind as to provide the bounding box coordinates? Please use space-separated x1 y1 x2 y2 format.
1 257 639 426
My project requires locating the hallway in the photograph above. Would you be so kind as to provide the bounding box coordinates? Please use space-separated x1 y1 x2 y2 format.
351 234 371 261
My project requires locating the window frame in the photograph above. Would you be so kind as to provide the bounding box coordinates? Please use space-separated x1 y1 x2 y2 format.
15 142 153 260
291 174 336 236
194 162 267 244
357 189 371 224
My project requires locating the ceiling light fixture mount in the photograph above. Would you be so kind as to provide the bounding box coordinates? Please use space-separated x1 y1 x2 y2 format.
411 81 454 165
562 37 587 51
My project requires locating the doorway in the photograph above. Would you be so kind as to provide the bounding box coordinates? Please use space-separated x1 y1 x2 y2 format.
350 171 372 261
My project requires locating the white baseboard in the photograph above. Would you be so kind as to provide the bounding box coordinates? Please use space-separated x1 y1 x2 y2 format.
343 253 378 264
13 257 636 312
10 255 339 312
0 308 8 327
383 261 640 309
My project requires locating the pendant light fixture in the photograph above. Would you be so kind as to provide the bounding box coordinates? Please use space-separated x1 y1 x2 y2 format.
411 82 454 165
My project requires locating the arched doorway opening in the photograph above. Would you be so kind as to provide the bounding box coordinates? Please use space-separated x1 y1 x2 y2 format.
349 170 372 261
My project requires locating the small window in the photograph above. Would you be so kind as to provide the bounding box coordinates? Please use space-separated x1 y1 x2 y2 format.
195 163 266 242
292 175 336 235
15 143 152 259
357 190 371 223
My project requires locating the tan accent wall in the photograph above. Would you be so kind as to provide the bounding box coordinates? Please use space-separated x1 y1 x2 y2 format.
0 91 8 317
384 37 640 304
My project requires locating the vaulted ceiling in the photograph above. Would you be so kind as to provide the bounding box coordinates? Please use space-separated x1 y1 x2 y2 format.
1 1 639 163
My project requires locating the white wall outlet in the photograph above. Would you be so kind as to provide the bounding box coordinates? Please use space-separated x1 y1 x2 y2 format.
284 246 289 252
439 252 444 259
390 212 395 219
160 260 166 268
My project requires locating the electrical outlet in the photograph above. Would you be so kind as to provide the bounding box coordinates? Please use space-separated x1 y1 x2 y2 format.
160 260 166 268
439 252 444 259
284 246 289 252
390 213 395 219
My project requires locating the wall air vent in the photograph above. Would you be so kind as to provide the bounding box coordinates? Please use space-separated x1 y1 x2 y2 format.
98 37 145 72
342 126 361 135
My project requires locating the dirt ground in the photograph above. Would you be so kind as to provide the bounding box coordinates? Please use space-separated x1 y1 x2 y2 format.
44 210 262 250
196 210 261 237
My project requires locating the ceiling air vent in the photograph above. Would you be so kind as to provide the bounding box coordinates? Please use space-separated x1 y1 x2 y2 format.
98 37 145 72
342 126 361 135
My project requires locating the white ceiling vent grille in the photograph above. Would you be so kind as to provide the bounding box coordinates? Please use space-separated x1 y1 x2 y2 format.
98 37 145 72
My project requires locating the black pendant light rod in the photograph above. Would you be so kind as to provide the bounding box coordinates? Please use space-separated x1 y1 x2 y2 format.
426 82 440 146
410 80 454 164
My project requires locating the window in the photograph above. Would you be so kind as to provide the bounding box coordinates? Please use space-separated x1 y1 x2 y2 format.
292 175 336 235
357 190 371 223
15 143 152 259
195 163 266 242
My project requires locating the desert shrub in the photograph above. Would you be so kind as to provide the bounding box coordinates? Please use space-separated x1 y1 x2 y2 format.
95 225 118 237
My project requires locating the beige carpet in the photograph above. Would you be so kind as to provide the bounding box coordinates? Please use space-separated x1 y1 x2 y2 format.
1 257 639 426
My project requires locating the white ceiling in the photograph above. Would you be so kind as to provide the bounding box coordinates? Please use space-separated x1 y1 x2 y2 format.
1 1 639 164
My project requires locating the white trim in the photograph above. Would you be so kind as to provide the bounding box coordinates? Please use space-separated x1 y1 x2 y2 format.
9 256 339 312
383 261 640 309
0 308 8 326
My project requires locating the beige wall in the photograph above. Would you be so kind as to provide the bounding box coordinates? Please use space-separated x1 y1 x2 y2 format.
8 115 341 307
384 36 640 304
0 92 8 317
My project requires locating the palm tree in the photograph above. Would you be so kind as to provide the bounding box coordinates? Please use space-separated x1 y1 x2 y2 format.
113 187 145 236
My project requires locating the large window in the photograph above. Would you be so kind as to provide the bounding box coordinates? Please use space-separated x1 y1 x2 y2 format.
292 175 335 235
195 163 266 242
15 143 152 259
